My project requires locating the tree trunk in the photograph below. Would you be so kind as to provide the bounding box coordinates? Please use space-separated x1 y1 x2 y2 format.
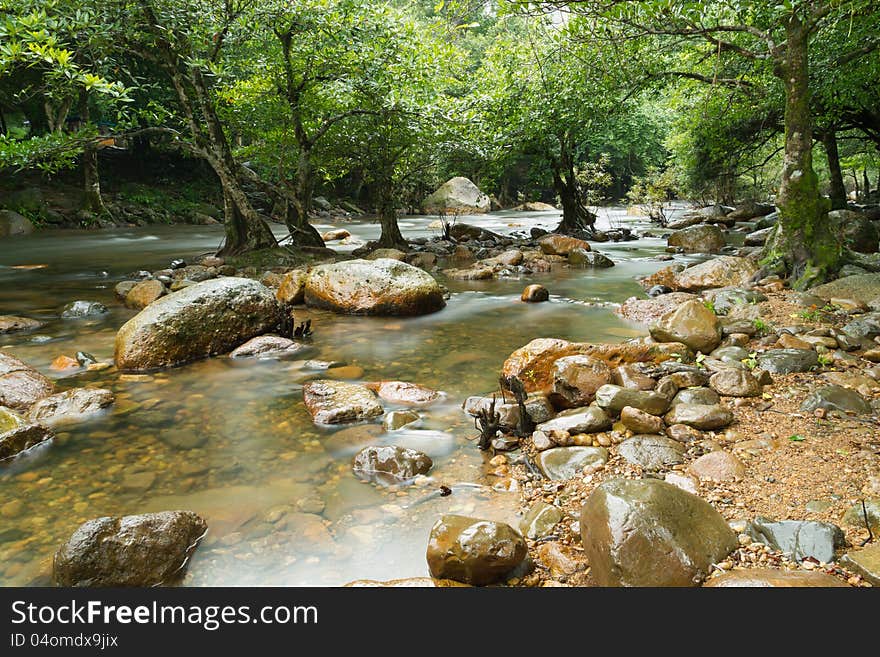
763 17 841 289
552 164 596 235
821 131 847 210
376 178 406 249
79 94 108 217
283 148 325 248
213 161 277 256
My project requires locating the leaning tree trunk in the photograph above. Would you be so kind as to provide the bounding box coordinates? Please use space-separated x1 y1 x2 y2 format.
79 94 108 217
821 131 847 210
284 149 325 248
376 179 407 249
763 17 841 289
214 161 278 256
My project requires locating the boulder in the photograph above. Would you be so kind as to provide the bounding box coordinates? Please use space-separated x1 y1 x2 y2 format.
229 335 305 359
617 435 686 470
550 355 613 408
594 384 670 416
422 177 490 214
365 248 407 261
28 388 115 425
367 381 440 406
709 369 761 397
671 386 720 406
521 284 549 303
705 569 848 587
520 501 563 539
322 228 351 241
0 209 34 237
829 209 879 253
748 518 845 563
672 256 759 291
352 445 432 484
580 478 738 586
114 277 282 371
840 543 880 586
125 279 165 309
688 451 745 482
744 227 772 246
53 511 207 586
275 270 308 306
383 410 420 431
512 201 557 212
650 299 722 353
809 273 880 306
667 224 725 253
726 201 775 220
304 259 445 316
0 351 54 410
800 385 871 415
757 349 819 374
704 287 767 315
536 446 608 479
538 234 591 256
303 380 383 424
664 403 733 430
0 316 43 334
0 407 54 461
568 249 614 268
61 300 108 318
620 406 665 434
617 292 698 324
426 515 527 585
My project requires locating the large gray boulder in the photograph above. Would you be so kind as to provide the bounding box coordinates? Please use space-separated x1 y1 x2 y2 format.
673 256 759 291
114 277 282 371
650 299 722 353
667 224 725 253
809 273 880 306
0 209 34 237
828 209 879 253
422 177 490 214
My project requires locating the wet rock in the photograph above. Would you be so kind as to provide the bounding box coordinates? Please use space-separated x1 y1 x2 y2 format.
594 384 670 416
618 435 685 470
365 248 408 261
53 511 207 586
61 300 108 319
569 249 614 268
840 543 880 585
667 224 725 253
672 256 759 292
322 228 351 241
0 209 34 237
28 388 115 425
663 370 710 388
0 407 54 461
550 355 613 408
275 270 308 306
344 578 468 587
422 177 490 214
705 569 849 587
705 287 767 315
664 403 733 430
0 316 43 334
303 380 383 425
612 364 657 390
520 501 563 539
229 335 304 359
305 259 445 316
125 279 165 309
383 410 420 431
744 227 772 246
171 265 213 282
666 423 704 443
536 405 611 435
367 381 440 406
757 349 819 373
464 394 554 428
689 451 745 482
650 299 722 353
617 292 698 324
538 234 590 256
580 478 737 586
620 406 665 434
537 446 608 479
726 201 775 220
748 518 845 563
352 445 432 484
665 471 699 494
809 273 880 306
521 284 549 303
671 387 720 406
709 369 761 397
0 351 54 410
115 277 282 371
426 515 527 585
829 209 879 253
800 385 871 415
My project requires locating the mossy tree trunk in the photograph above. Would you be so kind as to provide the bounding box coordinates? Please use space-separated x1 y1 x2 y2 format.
79 93 108 218
376 173 407 249
820 130 847 210
551 139 596 235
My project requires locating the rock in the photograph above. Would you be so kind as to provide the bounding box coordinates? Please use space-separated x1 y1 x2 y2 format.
0 407 54 461
0 316 43 334
28 388 114 425
125 279 165 309
322 228 351 241
689 451 745 482
667 225 725 253
490 249 524 266
520 284 550 303
367 381 440 406
650 299 722 353
672 256 759 292
777 333 813 350
704 287 767 315
671 387 720 406
407 252 438 270
537 405 611 435
748 518 845 563
61 300 108 318
580 478 737 586
344 578 468 587
800 385 871 414
744 227 772 246
115 277 282 371
666 424 704 443
757 349 819 373
709 369 761 397
809 273 880 306
594 384 670 416
304 259 445 316
829 209 879 253
705 569 849 587
383 409 419 431
822 371 880 392
448 223 502 242
550 355 613 408
512 201 557 212
275 270 308 306
303 380 383 425
841 313 880 339
352 445 432 484
0 351 54 410
618 435 686 470
520 501 563 539
228 335 304 359
464 394 554 428
365 248 408 261
726 201 775 220
0 209 34 237
665 472 699 494
442 265 494 280
50 355 80 371
618 292 698 324
612 364 658 390
664 403 733 430
422 177 490 214
620 406 665 434
53 511 207 586
538 234 591 256
537 446 608 479
426 515 527 585
842 499 880 534
840 543 880 585
569 249 614 267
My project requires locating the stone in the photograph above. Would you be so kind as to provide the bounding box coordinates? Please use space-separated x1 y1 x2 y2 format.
0 407 54 461
275 270 308 306
28 388 114 425
521 284 549 303
0 351 54 410
464 394 555 428
426 515 527 585
125 279 165 309
115 278 282 371
777 333 813 350
709 369 761 397
705 569 849 587
367 381 440 406
537 446 608 479
800 385 871 415
671 387 720 406
840 543 880 585
594 384 670 416
303 380 383 425
569 249 614 268
422 177 490 214
520 502 563 539
538 234 591 256
536 405 611 435
664 403 733 431
352 445 432 484
672 256 759 292
809 274 880 306
650 299 722 353
665 472 699 494
704 287 767 315
612 364 658 390
305 259 445 316
842 500 879 534
53 511 207 586
580 478 737 586
365 248 408 262
748 518 845 563
666 423 704 443
617 292 698 324
829 209 879 253
344 578 468 587
0 209 34 237
322 228 351 241
618 435 686 470
667 224 725 253
535 542 585 578
229 335 305 359
620 406 665 434
60 300 108 318
550 355 613 408
689 451 745 482
726 201 775 220
757 349 819 374
0 316 43 334
383 410 420 431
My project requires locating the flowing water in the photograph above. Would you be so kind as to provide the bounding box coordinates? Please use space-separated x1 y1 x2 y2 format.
0 207 678 586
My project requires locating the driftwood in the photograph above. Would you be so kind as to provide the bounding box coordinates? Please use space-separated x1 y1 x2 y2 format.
279 313 312 340
474 395 501 451
500 375 534 438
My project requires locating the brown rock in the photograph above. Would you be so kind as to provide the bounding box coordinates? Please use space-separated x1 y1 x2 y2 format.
688 451 745 482
352 445 432 484
28 388 115 425
366 381 440 406
0 351 55 410
777 333 813 350
550 355 613 408
611 364 657 390
620 406 665 434
673 256 759 292
275 270 308 306
650 299 722 353
50 355 80 371
521 284 549 303
618 292 698 324
303 380 383 425
125 279 165 309
0 316 43 334
0 407 54 461
322 229 351 241
538 234 591 256
704 569 849 587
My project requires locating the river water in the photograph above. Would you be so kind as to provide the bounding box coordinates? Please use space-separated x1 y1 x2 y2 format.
0 207 676 586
